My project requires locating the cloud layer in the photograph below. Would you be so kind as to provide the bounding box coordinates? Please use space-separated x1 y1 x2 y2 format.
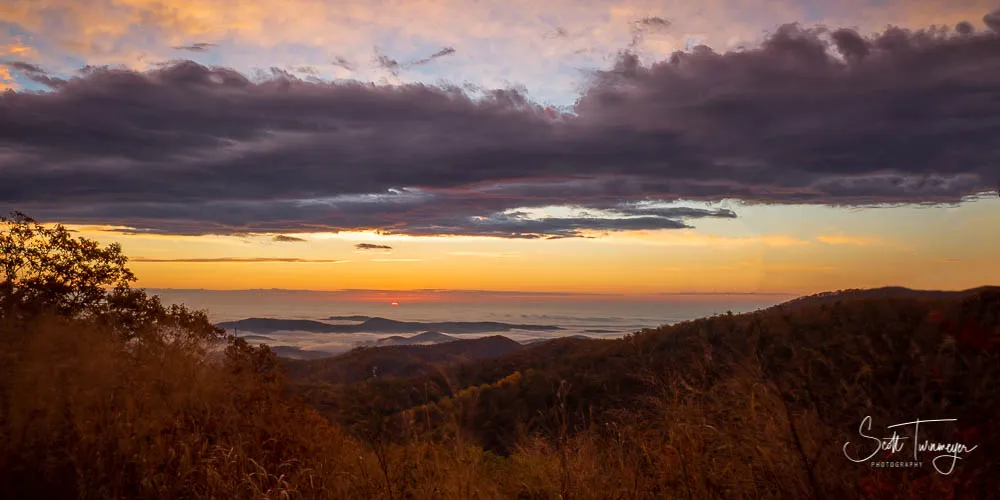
356 243 394 250
2 13 999 237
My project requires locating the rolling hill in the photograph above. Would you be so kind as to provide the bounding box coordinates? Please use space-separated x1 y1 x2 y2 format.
771 286 989 310
285 335 525 384
375 331 457 346
218 317 562 334
289 285 1000 497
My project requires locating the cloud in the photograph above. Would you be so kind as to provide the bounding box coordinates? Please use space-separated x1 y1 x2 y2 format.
985 9 1000 32
3 61 43 72
1 15 999 237
373 50 400 74
173 43 217 52
400 213 692 239
1 0 995 108
412 46 457 65
356 243 394 250
611 205 736 219
629 16 671 48
131 257 345 263
430 47 457 58
273 234 307 242
0 61 67 88
376 46 457 73
332 56 356 72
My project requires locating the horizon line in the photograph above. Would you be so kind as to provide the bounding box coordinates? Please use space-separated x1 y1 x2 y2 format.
141 287 801 296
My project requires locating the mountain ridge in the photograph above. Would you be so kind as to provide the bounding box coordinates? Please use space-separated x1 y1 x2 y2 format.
375 331 457 346
217 317 563 334
286 335 524 384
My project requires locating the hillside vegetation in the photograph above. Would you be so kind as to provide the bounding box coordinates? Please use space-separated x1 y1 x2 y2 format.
287 288 1000 499
287 335 524 383
2 212 998 499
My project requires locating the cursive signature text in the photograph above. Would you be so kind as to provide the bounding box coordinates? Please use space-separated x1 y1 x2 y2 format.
842 416 978 475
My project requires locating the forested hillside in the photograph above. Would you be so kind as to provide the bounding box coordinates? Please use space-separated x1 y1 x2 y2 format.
289 287 1000 497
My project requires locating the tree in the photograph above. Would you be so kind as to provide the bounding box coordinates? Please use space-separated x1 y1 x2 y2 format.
0 211 223 342
1 212 133 317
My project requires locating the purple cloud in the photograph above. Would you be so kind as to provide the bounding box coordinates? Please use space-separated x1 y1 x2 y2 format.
1 14 999 237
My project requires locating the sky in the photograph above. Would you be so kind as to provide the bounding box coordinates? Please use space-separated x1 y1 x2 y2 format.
1 0 999 297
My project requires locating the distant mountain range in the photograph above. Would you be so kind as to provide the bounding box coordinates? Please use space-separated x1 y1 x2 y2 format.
269 345 335 360
520 335 591 345
238 334 276 342
241 330 592 361
772 286 992 310
217 316 562 334
375 331 457 346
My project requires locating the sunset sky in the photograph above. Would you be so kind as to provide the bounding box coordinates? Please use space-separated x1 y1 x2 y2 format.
2 0 999 296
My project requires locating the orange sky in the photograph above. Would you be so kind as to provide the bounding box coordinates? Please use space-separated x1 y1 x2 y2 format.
67 197 1000 296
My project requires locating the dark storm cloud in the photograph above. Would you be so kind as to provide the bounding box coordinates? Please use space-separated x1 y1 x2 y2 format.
173 42 217 52
2 14 1000 237
356 243 394 250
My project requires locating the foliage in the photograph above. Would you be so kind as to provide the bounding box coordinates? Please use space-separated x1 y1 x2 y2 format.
1 211 134 317
293 289 1000 498
0 211 223 343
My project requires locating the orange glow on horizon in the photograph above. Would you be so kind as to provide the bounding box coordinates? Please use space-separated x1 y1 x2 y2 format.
44 196 1000 298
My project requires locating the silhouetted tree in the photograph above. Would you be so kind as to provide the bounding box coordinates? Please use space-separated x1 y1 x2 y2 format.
1 211 133 316
0 211 223 342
